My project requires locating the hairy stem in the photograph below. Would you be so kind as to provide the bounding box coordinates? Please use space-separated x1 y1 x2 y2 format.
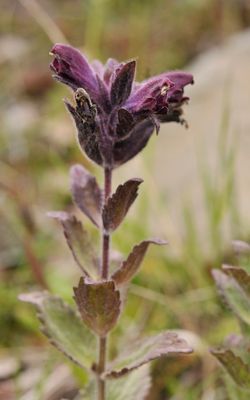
97 167 112 400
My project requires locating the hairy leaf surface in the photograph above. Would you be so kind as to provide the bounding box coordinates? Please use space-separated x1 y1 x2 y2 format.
19 292 95 370
73 278 121 336
112 239 167 286
211 348 250 389
70 164 102 227
48 211 99 278
82 365 151 400
104 331 192 378
212 269 250 325
223 265 250 297
102 179 142 232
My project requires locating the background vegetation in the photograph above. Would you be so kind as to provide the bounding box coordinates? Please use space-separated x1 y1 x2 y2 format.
0 0 250 399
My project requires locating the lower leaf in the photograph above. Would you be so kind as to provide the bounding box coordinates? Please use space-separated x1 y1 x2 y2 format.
211 348 250 390
19 292 95 370
103 331 192 378
82 365 151 400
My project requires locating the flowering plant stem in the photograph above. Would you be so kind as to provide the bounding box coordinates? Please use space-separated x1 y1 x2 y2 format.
97 167 112 400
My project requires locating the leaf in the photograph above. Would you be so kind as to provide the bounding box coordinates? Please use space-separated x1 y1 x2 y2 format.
102 179 143 232
70 164 103 227
108 364 151 400
81 365 150 400
112 239 167 286
212 269 250 325
103 331 192 378
73 278 121 336
19 292 95 370
211 348 250 389
48 211 99 278
110 61 136 106
223 265 250 297
232 240 250 256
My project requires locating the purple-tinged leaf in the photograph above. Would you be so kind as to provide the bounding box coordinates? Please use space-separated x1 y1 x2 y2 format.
112 239 167 286
211 348 250 389
19 292 95 370
232 240 250 256
223 264 250 297
212 269 250 325
102 179 143 232
64 99 103 167
111 61 136 106
103 331 192 378
47 211 99 278
70 164 103 227
73 278 121 336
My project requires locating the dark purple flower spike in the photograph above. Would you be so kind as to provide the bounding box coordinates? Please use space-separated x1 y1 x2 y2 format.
50 43 193 168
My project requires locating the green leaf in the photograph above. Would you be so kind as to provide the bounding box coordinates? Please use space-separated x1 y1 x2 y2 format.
102 179 143 232
48 211 99 278
108 364 151 399
73 278 121 336
212 269 250 325
104 331 192 378
223 265 250 297
112 239 167 286
19 292 95 370
81 365 151 400
211 348 250 390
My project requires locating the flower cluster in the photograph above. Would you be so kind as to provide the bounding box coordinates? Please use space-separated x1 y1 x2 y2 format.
50 44 193 168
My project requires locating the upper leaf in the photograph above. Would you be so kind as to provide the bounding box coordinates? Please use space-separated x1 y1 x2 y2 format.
110 61 136 106
112 239 167 286
70 164 103 227
103 331 192 378
102 179 143 232
73 278 121 336
223 264 250 297
48 211 99 278
212 269 250 326
211 348 250 390
19 292 95 370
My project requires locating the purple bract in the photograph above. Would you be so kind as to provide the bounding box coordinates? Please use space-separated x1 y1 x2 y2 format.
50 43 194 168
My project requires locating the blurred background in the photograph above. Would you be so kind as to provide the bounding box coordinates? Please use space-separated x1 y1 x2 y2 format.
1 0 250 399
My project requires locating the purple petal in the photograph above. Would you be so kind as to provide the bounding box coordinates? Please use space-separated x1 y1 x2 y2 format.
50 44 98 99
125 76 173 112
126 71 193 113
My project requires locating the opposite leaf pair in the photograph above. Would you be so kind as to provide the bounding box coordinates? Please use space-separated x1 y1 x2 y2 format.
19 293 192 384
48 164 166 338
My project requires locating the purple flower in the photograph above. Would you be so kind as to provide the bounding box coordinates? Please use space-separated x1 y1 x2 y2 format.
50 43 193 168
